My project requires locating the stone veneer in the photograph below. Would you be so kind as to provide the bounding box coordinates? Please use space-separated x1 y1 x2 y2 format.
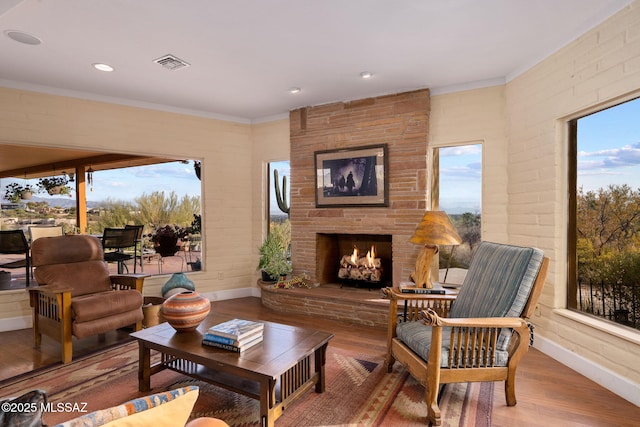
289 89 430 286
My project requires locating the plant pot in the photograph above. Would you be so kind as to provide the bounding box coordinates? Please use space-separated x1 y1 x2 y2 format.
47 186 63 195
142 296 165 328
261 270 277 282
188 260 202 271
0 271 11 288
160 291 211 332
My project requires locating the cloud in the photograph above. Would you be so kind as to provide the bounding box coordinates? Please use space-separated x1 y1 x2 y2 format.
578 142 640 170
439 145 482 157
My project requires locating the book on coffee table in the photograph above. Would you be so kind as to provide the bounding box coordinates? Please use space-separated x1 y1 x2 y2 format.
207 318 264 340
202 329 262 346
202 334 263 353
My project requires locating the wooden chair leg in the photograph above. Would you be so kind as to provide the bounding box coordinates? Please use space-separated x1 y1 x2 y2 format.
505 366 518 406
61 336 72 364
61 306 73 364
426 381 442 425
32 316 41 347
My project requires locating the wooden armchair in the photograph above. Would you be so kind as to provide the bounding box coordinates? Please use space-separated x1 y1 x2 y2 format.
28 235 146 363
383 241 549 426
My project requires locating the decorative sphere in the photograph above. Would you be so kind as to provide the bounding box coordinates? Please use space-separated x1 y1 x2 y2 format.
160 291 211 332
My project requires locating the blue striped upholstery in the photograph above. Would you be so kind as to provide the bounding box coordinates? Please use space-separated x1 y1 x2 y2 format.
396 241 544 367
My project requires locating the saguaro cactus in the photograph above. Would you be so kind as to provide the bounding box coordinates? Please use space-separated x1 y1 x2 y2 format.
274 169 290 217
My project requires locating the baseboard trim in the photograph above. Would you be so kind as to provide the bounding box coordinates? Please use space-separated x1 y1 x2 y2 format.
535 335 640 406
200 286 261 302
0 315 31 332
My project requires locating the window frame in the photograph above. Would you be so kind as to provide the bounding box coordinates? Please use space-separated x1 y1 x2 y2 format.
566 94 640 331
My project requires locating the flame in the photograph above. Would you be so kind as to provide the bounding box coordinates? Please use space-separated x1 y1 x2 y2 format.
350 246 358 264
348 245 378 268
365 245 376 268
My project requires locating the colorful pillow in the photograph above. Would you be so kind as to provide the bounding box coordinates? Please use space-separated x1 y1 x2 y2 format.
54 386 198 427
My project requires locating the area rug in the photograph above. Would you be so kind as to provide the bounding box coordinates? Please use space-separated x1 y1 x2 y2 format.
0 341 493 426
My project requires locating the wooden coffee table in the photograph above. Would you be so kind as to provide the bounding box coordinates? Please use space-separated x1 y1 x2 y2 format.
131 314 334 427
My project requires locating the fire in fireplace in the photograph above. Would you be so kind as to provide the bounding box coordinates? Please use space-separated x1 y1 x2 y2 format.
338 245 383 283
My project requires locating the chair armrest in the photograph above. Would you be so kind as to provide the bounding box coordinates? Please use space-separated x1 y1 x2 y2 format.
110 274 147 293
28 285 73 297
421 308 528 329
28 286 72 324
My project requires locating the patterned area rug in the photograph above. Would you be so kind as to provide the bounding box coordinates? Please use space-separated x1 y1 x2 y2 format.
0 341 493 426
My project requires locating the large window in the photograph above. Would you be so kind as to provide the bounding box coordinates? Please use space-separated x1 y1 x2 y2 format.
1 156 203 283
569 97 640 330
432 144 482 284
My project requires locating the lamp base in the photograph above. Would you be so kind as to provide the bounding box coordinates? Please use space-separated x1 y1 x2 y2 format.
410 244 439 288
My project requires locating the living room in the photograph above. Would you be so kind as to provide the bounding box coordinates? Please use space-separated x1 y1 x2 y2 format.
1 1 640 425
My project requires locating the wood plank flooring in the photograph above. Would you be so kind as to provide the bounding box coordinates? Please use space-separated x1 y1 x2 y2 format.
1 296 638 426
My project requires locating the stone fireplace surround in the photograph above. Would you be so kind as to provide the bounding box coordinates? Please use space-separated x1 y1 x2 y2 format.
289 89 430 287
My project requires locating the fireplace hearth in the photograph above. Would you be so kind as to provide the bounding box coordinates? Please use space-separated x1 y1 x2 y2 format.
317 233 392 288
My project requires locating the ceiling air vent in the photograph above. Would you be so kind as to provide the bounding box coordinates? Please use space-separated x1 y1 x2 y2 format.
153 54 190 70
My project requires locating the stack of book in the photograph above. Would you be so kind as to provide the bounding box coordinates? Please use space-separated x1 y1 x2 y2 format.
202 318 264 352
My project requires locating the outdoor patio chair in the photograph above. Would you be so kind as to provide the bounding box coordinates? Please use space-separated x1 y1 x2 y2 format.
28 225 64 243
29 234 146 363
124 224 144 273
102 227 138 274
383 241 549 426
0 229 31 286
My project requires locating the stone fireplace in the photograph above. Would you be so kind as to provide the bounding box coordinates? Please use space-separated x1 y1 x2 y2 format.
289 89 430 287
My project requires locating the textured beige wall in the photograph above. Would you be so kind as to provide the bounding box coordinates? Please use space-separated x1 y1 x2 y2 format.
250 117 290 280
0 87 254 321
506 2 640 391
430 85 509 241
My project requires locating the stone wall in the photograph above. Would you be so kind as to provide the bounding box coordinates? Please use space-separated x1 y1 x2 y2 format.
289 89 430 286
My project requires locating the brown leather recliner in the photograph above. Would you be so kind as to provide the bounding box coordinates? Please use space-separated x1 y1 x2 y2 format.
29 235 146 363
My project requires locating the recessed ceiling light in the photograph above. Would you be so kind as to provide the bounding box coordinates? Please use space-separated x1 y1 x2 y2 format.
5 30 41 45
360 71 373 79
93 63 114 72
289 87 301 94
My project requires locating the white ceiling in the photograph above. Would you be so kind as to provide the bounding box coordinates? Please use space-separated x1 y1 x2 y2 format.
0 0 634 123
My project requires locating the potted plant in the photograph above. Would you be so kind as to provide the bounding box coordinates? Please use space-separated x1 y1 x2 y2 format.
149 224 189 257
3 183 34 202
257 232 292 282
21 184 34 200
37 176 71 196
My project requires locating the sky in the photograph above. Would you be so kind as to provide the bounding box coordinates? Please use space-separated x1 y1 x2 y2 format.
438 144 482 215
1 160 201 205
577 97 640 193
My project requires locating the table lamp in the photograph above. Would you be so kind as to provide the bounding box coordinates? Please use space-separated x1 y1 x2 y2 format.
409 210 462 288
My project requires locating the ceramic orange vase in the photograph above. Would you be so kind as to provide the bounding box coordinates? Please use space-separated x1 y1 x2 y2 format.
160 290 210 332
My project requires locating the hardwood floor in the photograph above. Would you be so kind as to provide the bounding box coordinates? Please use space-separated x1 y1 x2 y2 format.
1 296 638 426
